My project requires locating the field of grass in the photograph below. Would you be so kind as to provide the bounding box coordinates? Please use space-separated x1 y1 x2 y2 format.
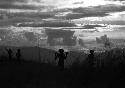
0 47 125 88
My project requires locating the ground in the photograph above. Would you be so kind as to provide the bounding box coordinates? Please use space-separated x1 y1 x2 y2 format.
0 47 125 88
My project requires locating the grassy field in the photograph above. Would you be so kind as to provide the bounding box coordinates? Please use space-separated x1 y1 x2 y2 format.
0 47 125 88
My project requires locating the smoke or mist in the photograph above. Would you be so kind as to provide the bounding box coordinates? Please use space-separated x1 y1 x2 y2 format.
45 29 76 46
96 34 111 47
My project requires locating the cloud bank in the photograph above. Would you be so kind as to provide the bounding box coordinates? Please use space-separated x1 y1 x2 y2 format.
0 0 124 26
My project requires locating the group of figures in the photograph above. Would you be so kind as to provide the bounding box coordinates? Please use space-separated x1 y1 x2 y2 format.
55 49 95 70
5 48 94 70
5 48 21 63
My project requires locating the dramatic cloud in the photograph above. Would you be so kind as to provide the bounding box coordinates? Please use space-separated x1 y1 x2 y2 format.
0 0 121 10
17 21 76 27
105 0 125 4
0 0 124 25
0 0 52 10
0 4 38 10
60 4 125 19
64 12 109 19
73 1 84 4
0 11 56 26
0 1 40 10
0 0 26 3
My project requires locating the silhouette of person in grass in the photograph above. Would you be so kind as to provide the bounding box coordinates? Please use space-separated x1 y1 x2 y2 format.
16 49 21 64
55 49 68 70
6 48 13 60
88 50 95 71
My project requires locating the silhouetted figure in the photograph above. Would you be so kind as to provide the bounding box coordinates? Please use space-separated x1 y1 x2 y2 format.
55 49 68 70
16 49 21 64
88 50 95 71
6 48 13 60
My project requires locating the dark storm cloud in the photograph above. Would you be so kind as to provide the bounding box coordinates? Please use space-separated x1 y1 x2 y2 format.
73 1 84 4
0 12 56 26
0 0 44 10
11 12 55 19
64 12 108 19
0 0 26 3
60 4 125 19
0 4 40 10
17 20 76 27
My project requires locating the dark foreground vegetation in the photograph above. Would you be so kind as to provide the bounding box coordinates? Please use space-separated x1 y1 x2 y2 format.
0 47 125 88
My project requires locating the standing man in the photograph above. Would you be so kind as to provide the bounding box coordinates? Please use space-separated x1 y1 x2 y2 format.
88 50 95 71
16 49 21 64
6 48 13 61
55 49 68 70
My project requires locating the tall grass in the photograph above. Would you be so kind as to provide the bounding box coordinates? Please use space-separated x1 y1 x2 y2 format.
0 47 125 88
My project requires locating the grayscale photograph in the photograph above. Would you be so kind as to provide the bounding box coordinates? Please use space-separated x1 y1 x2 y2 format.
0 0 125 88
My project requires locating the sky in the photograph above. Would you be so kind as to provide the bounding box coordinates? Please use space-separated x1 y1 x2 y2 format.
0 0 125 49
0 0 125 27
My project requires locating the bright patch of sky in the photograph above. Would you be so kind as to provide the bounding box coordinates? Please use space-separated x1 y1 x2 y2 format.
24 0 124 9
